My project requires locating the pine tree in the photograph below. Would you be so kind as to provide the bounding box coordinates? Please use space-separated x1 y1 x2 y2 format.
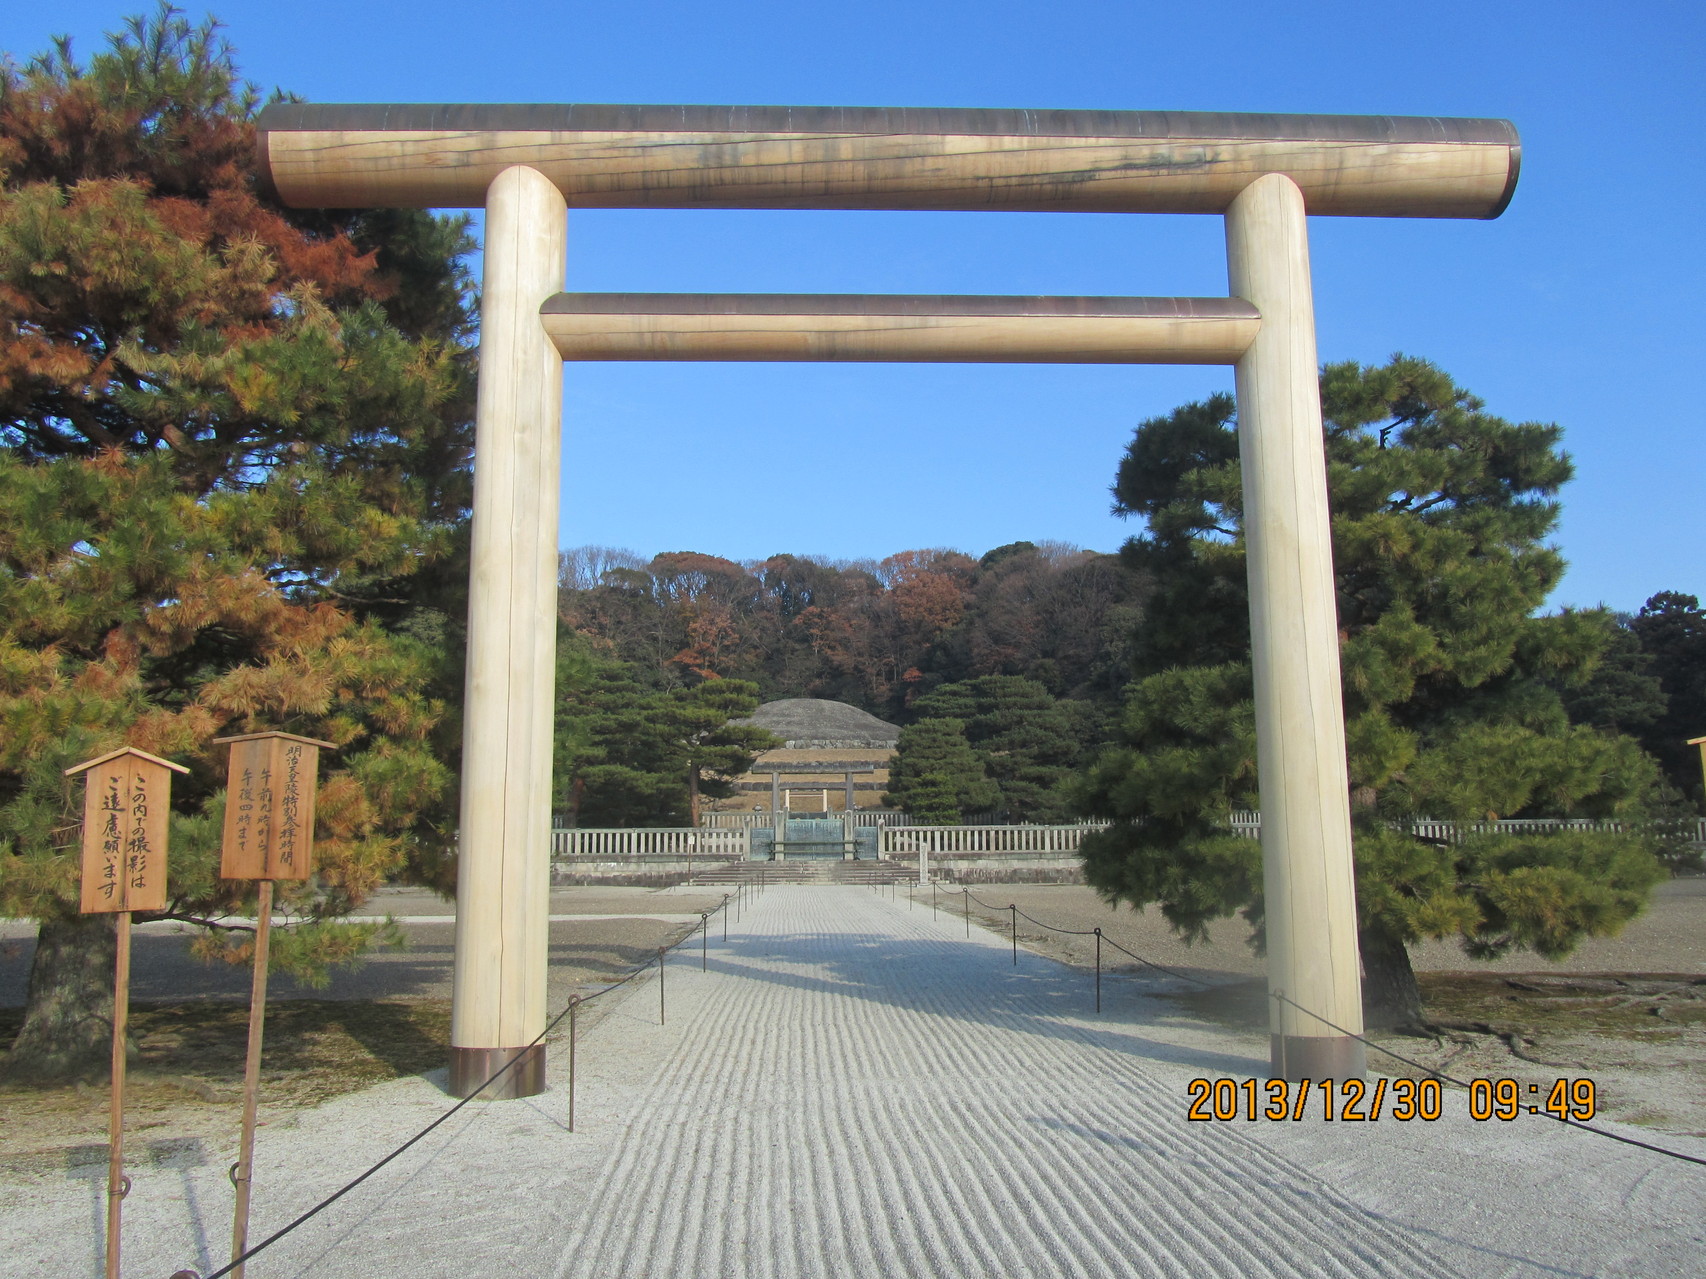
0 9 476 1078
884 718 999 824
1079 356 1666 1028
911 675 1091 822
553 632 776 826
1629 592 1706 806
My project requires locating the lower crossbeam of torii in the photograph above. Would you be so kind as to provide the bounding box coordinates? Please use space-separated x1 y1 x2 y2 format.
254 102 1522 1098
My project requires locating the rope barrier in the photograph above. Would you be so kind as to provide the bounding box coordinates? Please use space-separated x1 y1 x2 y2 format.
174 867 1701 1276
1265 989 1706 1169
935 882 1706 1171
188 884 744 1278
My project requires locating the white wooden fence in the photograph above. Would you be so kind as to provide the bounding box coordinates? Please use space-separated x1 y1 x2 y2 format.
549 815 1706 863
698 813 770 830
1227 812 1706 844
880 824 1104 856
551 828 750 858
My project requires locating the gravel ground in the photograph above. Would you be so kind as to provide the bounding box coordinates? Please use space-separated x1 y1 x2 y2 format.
0 885 733 1007
4 884 1703 1278
937 877 1706 980
0 886 732 1168
936 878 1706 1136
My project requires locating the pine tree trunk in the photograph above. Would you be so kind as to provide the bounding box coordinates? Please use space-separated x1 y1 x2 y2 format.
1359 924 1424 1031
3 912 121 1081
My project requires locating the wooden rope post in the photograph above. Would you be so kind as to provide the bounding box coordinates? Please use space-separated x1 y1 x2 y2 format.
106 909 132 1279
567 998 578 1133
229 877 273 1278
1094 929 1102 1014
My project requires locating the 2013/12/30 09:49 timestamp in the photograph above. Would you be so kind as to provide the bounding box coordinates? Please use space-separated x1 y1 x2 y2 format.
1185 1077 1598 1122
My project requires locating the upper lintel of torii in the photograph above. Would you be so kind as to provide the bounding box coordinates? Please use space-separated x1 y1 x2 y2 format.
255 103 1520 219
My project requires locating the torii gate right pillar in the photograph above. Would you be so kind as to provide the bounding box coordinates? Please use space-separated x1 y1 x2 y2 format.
1227 174 1366 1079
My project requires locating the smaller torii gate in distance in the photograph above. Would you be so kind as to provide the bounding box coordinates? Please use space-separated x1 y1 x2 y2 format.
256 103 1521 1098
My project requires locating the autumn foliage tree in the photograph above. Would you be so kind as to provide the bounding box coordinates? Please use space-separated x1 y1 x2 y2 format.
559 542 1146 720
0 10 476 1078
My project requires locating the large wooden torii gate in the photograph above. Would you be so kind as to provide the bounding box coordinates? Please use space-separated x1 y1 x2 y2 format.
256 103 1521 1098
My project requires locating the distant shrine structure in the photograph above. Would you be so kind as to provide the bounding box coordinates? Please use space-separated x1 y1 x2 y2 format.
727 699 900 815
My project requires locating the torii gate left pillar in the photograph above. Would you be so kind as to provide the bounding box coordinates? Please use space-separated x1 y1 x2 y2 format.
448 167 567 1097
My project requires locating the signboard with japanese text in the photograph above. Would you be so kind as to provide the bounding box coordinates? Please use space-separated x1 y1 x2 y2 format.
216 732 332 881
68 748 187 915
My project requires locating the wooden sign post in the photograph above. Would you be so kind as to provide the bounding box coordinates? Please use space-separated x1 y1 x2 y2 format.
65 746 190 1279
214 731 332 1279
1689 736 1706 800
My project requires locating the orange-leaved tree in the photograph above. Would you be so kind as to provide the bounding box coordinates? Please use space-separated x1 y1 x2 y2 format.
0 7 475 1079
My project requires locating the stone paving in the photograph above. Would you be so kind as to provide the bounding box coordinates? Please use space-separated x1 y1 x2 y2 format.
5 884 1704 1278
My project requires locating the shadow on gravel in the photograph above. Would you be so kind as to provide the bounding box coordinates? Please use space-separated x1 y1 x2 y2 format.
700 928 1268 1079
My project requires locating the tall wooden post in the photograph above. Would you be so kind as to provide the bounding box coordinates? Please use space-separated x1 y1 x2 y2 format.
1226 173 1366 1080
66 746 187 1279
450 164 568 1100
228 877 272 1279
214 730 331 1278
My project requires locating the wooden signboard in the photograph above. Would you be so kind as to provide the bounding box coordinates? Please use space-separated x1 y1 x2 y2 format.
64 745 189 1279
216 732 333 881
68 747 188 914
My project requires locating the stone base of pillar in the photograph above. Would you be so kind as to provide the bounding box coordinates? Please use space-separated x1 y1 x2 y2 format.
1269 1035 1365 1082
449 1043 546 1099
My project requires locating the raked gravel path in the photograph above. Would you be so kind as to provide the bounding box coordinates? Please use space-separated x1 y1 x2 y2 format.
6 884 1705 1278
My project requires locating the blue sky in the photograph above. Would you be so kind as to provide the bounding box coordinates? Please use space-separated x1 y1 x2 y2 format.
4 1 1702 612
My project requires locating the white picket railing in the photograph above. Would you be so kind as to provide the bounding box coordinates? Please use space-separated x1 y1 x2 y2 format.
698 813 771 830
1227 813 1706 844
551 828 750 858
550 815 1706 862
880 824 1105 857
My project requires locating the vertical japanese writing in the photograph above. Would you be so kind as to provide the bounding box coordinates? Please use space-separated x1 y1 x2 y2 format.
99 772 125 905
235 765 255 864
278 744 303 872
126 770 151 892
255 759 273 877
79 751 176 913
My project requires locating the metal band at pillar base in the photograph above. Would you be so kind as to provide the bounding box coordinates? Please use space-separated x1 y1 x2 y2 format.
448 1045 546 1099
1269 1035 1366 1082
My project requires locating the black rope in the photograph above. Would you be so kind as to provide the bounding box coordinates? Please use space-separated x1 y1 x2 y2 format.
196 892 732 1277
1011 905 1101 937
942 884 1706 1173
1266 989 1706 1170
1094 931 1222 989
